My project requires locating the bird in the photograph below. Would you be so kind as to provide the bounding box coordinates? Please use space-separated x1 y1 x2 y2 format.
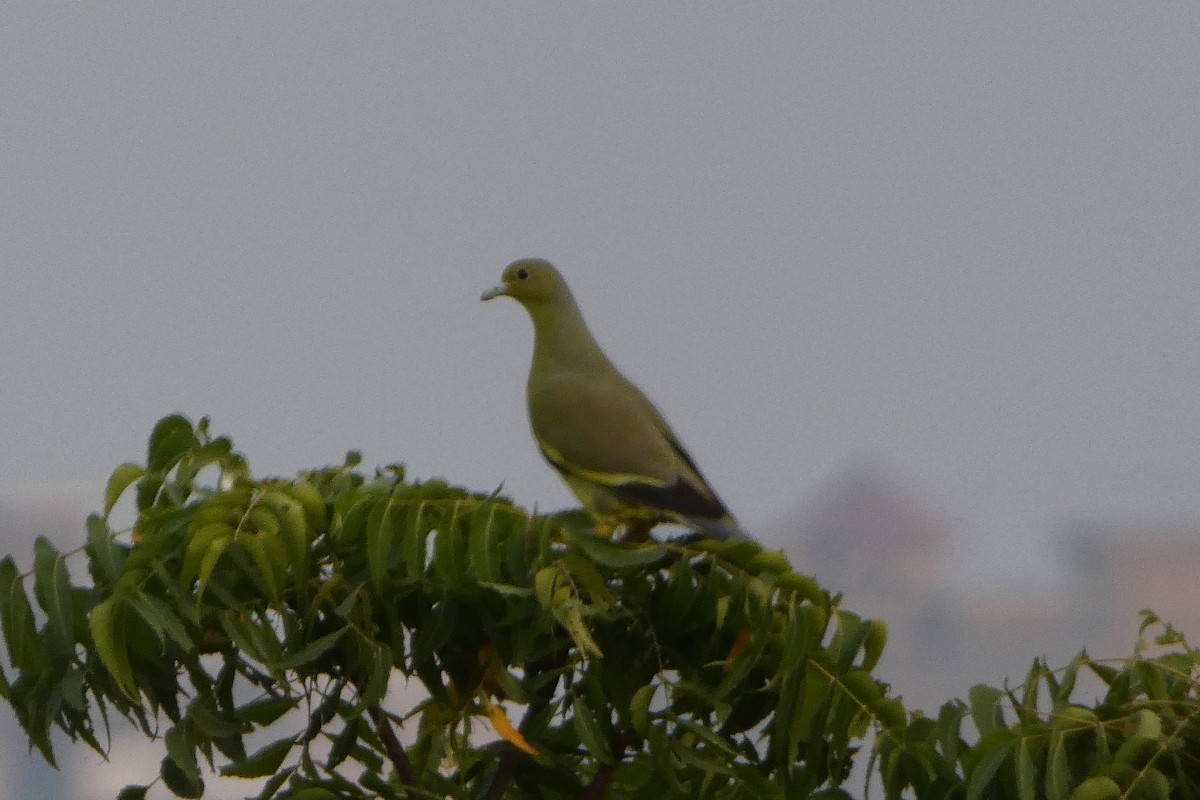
481 257 753 542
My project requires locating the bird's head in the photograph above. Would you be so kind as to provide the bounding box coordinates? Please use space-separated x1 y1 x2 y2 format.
481 258 567 307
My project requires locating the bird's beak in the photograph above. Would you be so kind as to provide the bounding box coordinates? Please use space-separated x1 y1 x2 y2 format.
481 283 508 301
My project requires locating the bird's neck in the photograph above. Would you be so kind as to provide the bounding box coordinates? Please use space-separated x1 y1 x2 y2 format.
527 295 612 375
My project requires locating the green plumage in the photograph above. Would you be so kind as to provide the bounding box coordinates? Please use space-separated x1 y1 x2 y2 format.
482 258 752 542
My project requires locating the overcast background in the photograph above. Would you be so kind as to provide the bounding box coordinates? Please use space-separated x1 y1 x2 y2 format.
2 4 1198 797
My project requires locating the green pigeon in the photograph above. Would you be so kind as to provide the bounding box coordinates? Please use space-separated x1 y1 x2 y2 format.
482 257 752 542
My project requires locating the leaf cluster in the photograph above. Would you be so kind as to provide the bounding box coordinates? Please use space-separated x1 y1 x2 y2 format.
876 612 1200 800
0 416 900 799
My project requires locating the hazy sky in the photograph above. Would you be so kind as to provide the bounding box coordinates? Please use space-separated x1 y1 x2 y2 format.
3 5 1200 798
2 5 1198 585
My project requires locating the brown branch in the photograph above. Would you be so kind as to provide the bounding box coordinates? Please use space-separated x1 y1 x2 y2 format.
483 724 525 800
580 729 635 800
369 704 416 787
483 652 568 800
580 764 616 800
483 694 553 800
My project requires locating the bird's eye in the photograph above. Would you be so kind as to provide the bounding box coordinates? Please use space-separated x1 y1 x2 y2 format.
517 268 529 280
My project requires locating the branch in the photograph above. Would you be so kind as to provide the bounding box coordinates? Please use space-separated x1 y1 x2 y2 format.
369 704 416 787
483 651 568 800
580 729 635 800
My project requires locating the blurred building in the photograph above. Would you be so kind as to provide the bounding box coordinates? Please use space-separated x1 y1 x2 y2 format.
1062 520 1200 655
776 466 1200 713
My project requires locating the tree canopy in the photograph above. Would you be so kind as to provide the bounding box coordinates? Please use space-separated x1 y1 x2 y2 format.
0 415 1196 799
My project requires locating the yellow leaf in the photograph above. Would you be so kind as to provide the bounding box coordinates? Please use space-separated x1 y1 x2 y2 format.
725 628 752 671
485 697 540 756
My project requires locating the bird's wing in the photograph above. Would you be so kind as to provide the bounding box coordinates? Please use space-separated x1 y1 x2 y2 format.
529 371 729 519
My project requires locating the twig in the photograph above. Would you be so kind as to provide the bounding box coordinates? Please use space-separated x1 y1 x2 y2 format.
483 652 567 800
483 728 524 800
369 704 416 787
580 729 634 800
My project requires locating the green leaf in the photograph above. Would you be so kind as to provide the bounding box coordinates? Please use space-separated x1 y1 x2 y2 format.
33 537 76 649
1069 776 1121 800
969 683 1004 736
829 609 869 671
572 694 613 763
1130 707 1162 740
236 696 296 726
147 414 200 472
772 571 827 607
115 786 150 800
88 596 136 697
197 534 232 598
937 700 966 766
747 549 791 574
630 684 654 738
402 500 432 581
129 592 194 651
563 552 615 608
674 717 741 759
557 602 603 660
966 731 1012 800
289 788 341 800
221 735 295 778
221 612 284 667
1112 708 1162 767
1015 737 1037 800
275 627 348 670
161 753 204 799
468 501 506 584
181 521 235 589
567 529 667 571
86 514 126 589
326 718 360 770
366 497 394 590
674 737 737 777
534 565 564 609
0 556 50 674
1128 768 1171 800
260 486 312 582
240 531 286 605
105 462 147 516
165 723 201 782
433 501 470 588
796 660 833 746
358 642 393 709
1055 652 1085 702
860 618 887 672
478 581 533 598
657 556 699 629
281 480 328 534
257 768 296 800
1016 658 1048 724
189 698 248 740
1046 731 1072 800
1052 704 1099 731
779 603 828 680
1086 658 1120 689
767 668 803 765
1134 660 1169 700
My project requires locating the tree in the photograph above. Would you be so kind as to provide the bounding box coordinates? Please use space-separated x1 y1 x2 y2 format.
0 415 1196 799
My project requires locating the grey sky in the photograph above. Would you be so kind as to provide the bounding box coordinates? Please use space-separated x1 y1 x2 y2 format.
2 4 1198 587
